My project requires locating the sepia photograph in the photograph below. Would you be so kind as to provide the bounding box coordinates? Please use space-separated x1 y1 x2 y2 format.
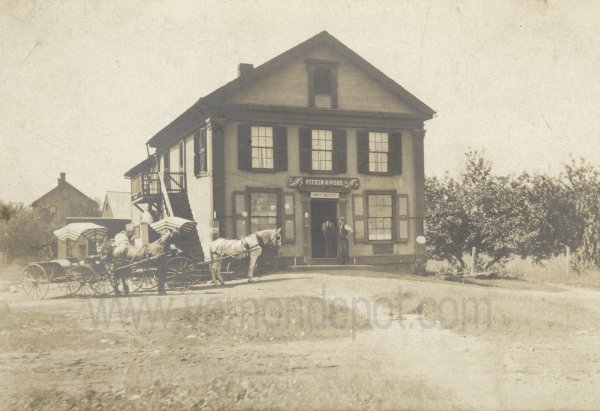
1 0 600 409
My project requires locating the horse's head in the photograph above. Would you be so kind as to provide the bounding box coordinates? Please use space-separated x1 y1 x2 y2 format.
259 228 282 249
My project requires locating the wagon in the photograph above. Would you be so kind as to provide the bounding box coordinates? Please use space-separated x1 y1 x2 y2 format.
81 217 214 294
22 219 279 299
22 223 109 299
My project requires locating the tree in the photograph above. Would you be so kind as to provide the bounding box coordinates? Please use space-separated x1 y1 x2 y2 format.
0 204 58 262
425 175 470 268
424 151 600 272
563 158 600 270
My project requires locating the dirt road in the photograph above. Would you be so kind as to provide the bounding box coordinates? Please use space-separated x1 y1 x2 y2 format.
1 269 599 410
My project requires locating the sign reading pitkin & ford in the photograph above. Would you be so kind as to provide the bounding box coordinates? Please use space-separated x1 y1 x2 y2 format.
287 176 359 191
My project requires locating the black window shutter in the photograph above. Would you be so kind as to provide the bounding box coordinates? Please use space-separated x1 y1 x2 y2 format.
193 130 200 175
299 128 312 172
389 132 403 175
357 130 369 174
333 129 347 174
237 124 251 171
274 126 288 172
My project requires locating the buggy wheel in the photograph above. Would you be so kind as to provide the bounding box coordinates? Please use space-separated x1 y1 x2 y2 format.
165 256 196 290
130 269 158 291
89 269 115 296
65 265 94 295
23 264 50 300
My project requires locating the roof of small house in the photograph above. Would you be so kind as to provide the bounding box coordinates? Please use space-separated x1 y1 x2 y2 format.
102 191 131 219
31 174 95 207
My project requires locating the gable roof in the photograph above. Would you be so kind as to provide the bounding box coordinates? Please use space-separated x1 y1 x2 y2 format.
147 31 435 148
124 156 156 178
102 191 131 219
31 180 95 207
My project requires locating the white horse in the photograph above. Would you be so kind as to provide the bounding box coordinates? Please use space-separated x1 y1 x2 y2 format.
210 228 282 284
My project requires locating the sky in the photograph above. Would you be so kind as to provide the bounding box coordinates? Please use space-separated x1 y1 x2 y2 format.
1 0 599 204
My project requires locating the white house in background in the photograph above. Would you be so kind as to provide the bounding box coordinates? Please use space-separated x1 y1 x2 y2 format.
101 191 132 220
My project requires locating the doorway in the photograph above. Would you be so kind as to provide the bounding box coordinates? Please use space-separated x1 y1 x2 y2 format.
311 199 337 258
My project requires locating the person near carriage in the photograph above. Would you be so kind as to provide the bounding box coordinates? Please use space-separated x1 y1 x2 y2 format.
337 217 353 265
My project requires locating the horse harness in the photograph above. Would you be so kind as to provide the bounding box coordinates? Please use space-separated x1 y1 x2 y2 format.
242 233 267 252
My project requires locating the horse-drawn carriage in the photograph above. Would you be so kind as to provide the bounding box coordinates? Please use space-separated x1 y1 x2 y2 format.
21 219 282 299
22 223 110 299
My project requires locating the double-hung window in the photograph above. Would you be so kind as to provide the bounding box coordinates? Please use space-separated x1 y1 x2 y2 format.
368 132 389 173
311 129 333 171
251 126 274 169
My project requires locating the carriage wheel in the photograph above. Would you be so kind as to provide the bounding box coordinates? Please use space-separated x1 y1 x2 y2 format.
22 264 50 300
88 269 115 296
165 256 197 290
130 263 159 291
131 271 158 291
65 265 95 296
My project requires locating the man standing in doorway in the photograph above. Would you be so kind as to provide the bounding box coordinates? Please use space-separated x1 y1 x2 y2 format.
337 217 353 265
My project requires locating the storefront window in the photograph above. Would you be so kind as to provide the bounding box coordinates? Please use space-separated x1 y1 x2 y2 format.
250 192 278 232
367 194 393 240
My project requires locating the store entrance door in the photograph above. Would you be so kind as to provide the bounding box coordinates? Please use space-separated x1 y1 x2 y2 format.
310 199 337 258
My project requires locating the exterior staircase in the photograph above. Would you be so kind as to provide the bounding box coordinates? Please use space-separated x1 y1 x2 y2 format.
168 192 204 261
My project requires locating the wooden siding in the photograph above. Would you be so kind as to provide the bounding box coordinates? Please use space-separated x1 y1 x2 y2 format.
230 44 420 114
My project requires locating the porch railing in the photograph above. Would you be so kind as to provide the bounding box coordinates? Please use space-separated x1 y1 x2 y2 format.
131 172 186 201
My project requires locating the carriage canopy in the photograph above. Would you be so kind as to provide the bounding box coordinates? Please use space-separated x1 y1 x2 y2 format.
150 217 197 235
53 223 108 242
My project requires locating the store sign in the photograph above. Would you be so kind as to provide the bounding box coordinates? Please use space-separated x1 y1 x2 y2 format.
287 176 359 191
310 192 339 199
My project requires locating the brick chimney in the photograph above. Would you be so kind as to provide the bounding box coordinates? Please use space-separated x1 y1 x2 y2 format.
238 63 254 77
58 172 66 186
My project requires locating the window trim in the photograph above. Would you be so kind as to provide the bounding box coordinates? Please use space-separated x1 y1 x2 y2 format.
306 59 339 109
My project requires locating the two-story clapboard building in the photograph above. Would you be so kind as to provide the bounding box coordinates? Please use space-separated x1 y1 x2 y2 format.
125 31 435 271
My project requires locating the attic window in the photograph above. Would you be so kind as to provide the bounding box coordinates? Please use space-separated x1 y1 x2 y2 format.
307 60 338 109
314 67 332 94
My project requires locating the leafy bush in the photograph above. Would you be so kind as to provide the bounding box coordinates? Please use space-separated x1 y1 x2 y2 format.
0 202 58 262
